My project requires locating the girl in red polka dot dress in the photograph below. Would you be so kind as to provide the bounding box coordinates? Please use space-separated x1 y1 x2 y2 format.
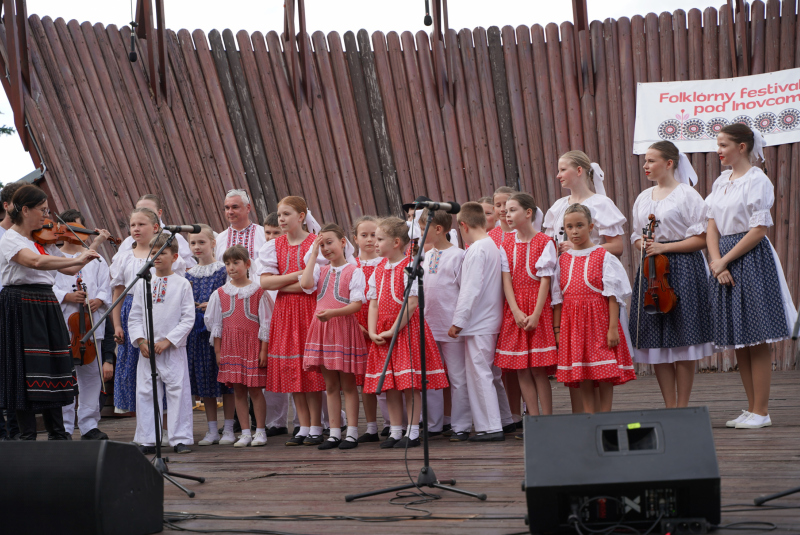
494 193 558 416
260 196 326 447
300 224 368 450
363 217 449 449
552 204 636 413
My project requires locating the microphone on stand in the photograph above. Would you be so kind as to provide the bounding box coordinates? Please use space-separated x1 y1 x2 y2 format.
129 23 138 62
414 200 461 214
163 224 202 234
424 0 432 26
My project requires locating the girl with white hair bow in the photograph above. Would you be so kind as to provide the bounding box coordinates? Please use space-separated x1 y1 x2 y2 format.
629 140 714 410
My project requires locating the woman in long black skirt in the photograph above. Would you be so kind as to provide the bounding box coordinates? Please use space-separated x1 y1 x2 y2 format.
0 186 106 440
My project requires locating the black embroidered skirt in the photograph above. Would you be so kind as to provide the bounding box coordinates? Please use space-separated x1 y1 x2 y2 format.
0 284 75 411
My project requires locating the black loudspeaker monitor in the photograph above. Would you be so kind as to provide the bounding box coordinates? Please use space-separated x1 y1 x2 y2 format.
0 440 163 535
523 407 720 534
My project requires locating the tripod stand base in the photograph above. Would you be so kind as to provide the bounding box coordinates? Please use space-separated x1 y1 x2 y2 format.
153 456 205 498
754 485 800 506
344 465 487 502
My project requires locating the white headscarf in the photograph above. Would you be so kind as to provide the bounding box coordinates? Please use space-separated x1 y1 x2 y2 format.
590 163 606 196
304 209 321 235
674 152 699 186
751 128 766 162
344 238 357 266
407 209 424 240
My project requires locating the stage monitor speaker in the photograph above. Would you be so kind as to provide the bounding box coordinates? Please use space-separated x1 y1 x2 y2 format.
0 440 163 535
522 407 720 534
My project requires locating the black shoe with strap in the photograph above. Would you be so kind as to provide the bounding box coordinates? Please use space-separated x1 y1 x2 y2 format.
173 443 192 454
339 437 359 450
357 432 379 443
304 434 324 446
285 434 307 446
266 426 288 437
393 436 420 448
318 437 341 450
380 437 400 449
81 428 109 441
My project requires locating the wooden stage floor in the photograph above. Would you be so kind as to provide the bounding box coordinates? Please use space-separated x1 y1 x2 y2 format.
92 371 800 535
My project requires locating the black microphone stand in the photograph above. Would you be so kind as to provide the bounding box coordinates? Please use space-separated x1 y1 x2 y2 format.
345 208 487 503
82 231 204 498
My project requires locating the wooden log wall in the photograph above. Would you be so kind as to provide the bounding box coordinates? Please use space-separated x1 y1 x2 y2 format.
0 2 797 370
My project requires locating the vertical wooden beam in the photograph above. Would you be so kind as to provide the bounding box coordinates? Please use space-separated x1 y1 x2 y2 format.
735 0 750 75
726 0 738 76
4 0 28 148
572 0 593 95
155 0 169 106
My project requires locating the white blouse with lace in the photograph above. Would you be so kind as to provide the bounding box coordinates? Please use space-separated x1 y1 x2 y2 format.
705 166 775 235
630 183 708 244
543 194 627 244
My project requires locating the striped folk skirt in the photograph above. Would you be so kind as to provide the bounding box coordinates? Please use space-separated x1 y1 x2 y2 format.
708 233 794 349
0 284 75 411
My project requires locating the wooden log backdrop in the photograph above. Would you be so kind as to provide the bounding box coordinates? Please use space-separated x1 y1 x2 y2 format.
1 2 797 370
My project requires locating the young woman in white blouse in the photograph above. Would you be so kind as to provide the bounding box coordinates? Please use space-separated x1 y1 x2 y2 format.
707 124 797 429
542 150 627 413
0 186 106 440
629 141 714 408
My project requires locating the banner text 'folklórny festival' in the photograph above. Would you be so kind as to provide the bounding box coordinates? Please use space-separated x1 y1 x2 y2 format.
633 68 800 154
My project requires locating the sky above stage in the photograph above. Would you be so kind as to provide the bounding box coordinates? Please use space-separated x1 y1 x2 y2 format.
1 0 714 187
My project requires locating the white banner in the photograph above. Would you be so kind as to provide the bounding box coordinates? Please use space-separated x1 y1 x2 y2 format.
633 68 800 154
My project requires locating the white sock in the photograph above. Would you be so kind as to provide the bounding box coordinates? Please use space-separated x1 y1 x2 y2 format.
346 426 358 441
408 425 420 441
390 425 403 440
298 426 310 437
366 421 378 434
255 427 265 435
208 421 219 434
310 425 323 437
240 429 252 437
443 416 451 425
330 427 342 440
224 419 235 433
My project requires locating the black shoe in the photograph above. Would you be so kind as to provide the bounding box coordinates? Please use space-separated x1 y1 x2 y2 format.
81 428 109 441
442 424 453 437
174 443 191 454
449 431 470 442
292 426 300 436
304 434 324 446
323 427 331 436
318 437 341 450
357 432 379 443
138 445 156 455
428 430 442 437
380 426 390 437
515 433 524 440
468 431 505 442
339 437 359 450
285 434 307 446
502 423 517 434
516 420 523 430
394 436 420 448
266 426 288 437
380 437 400 449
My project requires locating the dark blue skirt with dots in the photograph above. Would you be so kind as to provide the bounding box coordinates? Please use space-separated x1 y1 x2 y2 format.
113 295 138 412
708 233 789 348
630 248 713 351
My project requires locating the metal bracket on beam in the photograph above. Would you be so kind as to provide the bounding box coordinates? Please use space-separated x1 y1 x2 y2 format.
135 0 169 105
284 0 312 111
430 0 454 108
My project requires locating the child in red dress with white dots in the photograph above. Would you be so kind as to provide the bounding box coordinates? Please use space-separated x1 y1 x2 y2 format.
551 204 636 413
363 217 449 449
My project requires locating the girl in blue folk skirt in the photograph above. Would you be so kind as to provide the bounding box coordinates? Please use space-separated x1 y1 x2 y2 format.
706 124 797 429
185 225 236 446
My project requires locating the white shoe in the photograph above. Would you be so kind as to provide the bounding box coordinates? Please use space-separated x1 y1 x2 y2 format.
726 410 751 428
735 413 772 429
219 430 236 445
234 434 253 448
161 434 169 447
198 431 220 446
251 431 268 447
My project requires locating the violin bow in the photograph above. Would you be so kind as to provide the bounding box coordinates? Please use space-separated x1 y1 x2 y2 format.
57 213 107 393
635 223 648 350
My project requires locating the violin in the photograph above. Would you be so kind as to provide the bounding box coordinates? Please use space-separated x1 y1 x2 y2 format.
641 215 679 315
33 219 121 249
68 277 97 365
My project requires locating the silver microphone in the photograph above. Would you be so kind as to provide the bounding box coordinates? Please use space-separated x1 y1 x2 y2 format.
414 200 461 214
163 224 202 234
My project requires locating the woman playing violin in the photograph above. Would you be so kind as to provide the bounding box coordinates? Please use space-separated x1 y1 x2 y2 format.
629 141 713 409
0 185 108 441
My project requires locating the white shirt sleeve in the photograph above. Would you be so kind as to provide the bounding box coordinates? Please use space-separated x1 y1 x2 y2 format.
535 240 558 278
542 205 558 238
128 284 146 345
95 260 113 307
601 253 632 306
166 282 196 348
109 251 131 288
349 267 367 303
748 175 775 228
301 264 322 294
52 272 72 304
258 240 279 275
366 270 378 300
629 193 644 244
595 198 627 237
452 249 484 328
533 207 544 232
204 290 223 341
258 291 274 342
499 247 510 273
550 261 563 305
683 187 710 237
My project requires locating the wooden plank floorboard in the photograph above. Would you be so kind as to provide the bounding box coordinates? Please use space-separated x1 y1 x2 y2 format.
87 371 800 534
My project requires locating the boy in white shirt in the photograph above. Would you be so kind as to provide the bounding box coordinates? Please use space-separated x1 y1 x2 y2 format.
422 209 469 440
52 209 114 440
129 234 196 453
449 202 514 441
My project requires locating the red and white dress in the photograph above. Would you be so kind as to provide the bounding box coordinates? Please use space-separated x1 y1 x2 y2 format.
261 233 326 393
354 256 382 385
204 282 274 387
551 246 636 387
362 257 449 393
302 263 369 376
488 226 512 248
494 232 558 371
